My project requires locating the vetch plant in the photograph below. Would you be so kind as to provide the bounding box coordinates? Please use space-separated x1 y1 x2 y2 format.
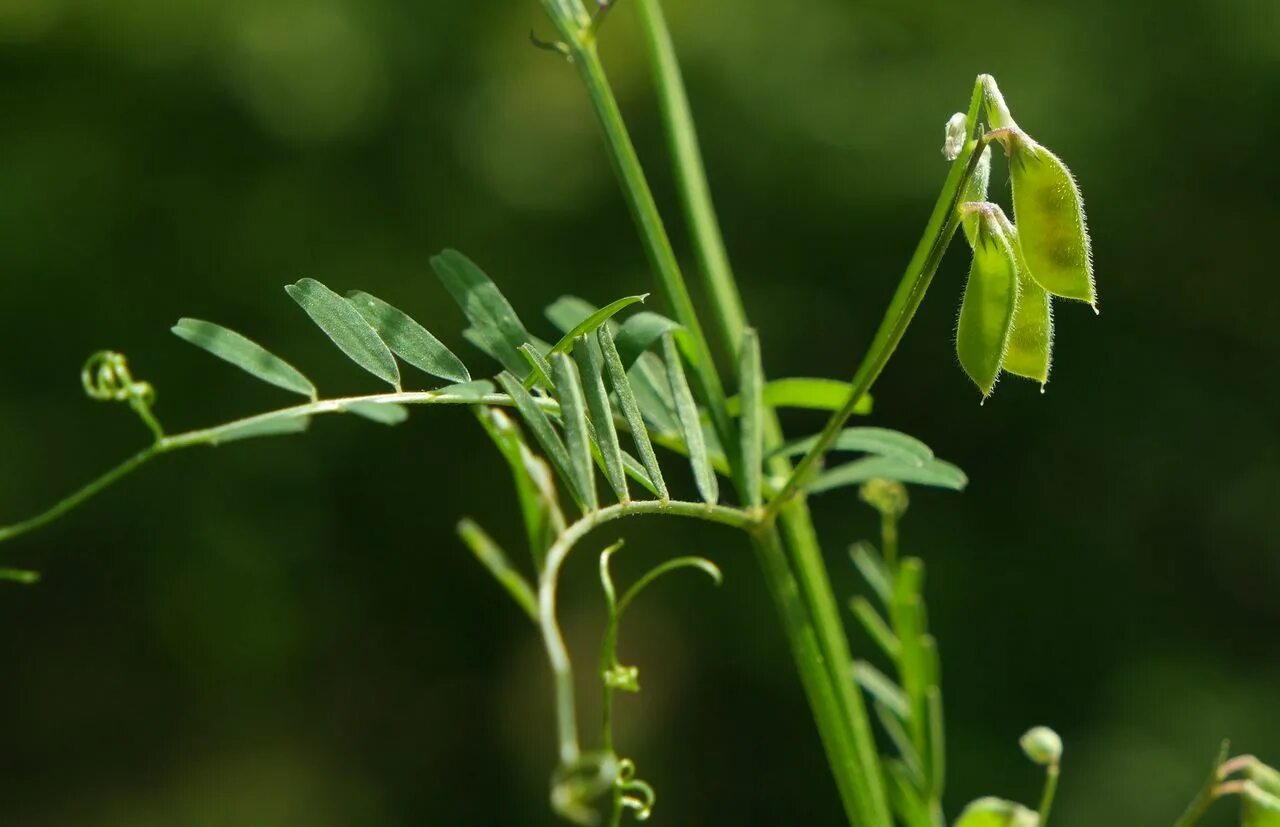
0 1 1272 825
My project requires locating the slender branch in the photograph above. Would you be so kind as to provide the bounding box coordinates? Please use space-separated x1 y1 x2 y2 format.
0 447 160 545
763 81 992 522
1038 762 1060 826
536 499 754 764
0 388 540 547
632 0 748 359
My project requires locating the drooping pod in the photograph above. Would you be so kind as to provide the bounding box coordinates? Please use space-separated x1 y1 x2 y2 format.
956 203 1019 399
993 212 1054 388
980 75 1096 309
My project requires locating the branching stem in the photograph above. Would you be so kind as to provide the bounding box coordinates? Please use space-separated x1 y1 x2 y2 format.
536 499 753 764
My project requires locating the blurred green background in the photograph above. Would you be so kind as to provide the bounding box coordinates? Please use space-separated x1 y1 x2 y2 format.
2 0 1278 824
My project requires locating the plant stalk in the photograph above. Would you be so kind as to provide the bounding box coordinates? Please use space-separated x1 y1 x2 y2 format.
630 4 894 824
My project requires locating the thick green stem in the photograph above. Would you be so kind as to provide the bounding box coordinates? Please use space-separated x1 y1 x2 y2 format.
751 525 875 825
629 5 891 824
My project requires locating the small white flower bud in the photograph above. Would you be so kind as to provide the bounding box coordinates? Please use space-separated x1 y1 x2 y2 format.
1020 726 1063 766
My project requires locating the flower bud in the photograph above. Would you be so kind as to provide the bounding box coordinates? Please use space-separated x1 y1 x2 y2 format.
1020 726 1063 766
943 112 968 161
956 203 1019 399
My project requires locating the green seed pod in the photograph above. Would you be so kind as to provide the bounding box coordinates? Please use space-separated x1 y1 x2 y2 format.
980 75 1096 308
1019 726 1063 766
956 203 1019 400
1004 132 1095 308
995 214 1054 388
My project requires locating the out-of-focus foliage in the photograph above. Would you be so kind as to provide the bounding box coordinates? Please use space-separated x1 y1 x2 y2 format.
1 0 1277 824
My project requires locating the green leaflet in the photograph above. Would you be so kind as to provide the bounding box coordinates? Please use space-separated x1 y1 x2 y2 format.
772 427 934 466
953 797 1039 827
849 541 893 603
885 760 933 827
456 518 538 622
172 318 316 399
0 568 40 584
926 687 946 798
519 343 556 391
956 205 1019 399
496 372 587 511
809 456 968 493
286 278 401 389
343 401 410 425
738 329 764 508
550 353 598 512
345 291 470 385
575 335 629 503
662 335 718 505
614 311 681 369
726 377 873 415
432 249 533 378
210 414 311 444
852 659 909 718
600 326 668 500
475 406 564 570
546 294 648 357
982 77 1095 307
544 296 679 435
850 596 900 659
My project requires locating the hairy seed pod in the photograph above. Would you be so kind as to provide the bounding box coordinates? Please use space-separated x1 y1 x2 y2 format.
981 75 1096 308
997 217 1054 388
1003 130 1096 307
956 204 1019 399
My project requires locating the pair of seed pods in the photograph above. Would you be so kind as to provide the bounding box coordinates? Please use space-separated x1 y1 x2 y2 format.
952 76 1096 399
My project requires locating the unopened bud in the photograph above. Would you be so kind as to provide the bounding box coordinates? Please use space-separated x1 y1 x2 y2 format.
1020 726 1063 766
943 112 968 160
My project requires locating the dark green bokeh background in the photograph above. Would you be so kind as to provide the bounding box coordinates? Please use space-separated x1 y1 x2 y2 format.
2 1 1277 824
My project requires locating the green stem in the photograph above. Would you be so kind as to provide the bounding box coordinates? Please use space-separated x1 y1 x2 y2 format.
537 499 754 764
593 5 899 824
629 6 891 824
764 80 991 522
1 388 555 547
632 0 748 359
750 525 873 824
0 446 160 545
1038 762 1060 826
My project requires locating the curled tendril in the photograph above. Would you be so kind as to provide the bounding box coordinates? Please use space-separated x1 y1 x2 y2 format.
551 751 619 826
616 758 656 822
81 351 164 441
